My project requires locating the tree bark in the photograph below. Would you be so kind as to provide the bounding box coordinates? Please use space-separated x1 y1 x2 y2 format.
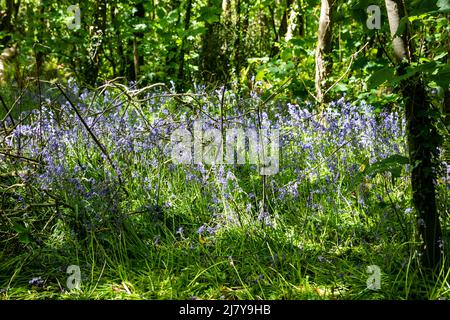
315 0 336 102
270 0 292 57
385 0 443 269
201 0 225 83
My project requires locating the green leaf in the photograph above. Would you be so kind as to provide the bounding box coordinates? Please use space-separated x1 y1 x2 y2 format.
333 82 348 92
433 65 450 88
394 17 409 38
156 8 166 19
409 0 439 15
255 68 266 81
13 223 27 234
363 154 409 178
410 0 450 14
19 233 30 244
346 154 409 191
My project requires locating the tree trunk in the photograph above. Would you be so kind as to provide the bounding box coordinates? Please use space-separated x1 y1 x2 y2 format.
81 0 106 86
201 0 225 83
297 0 305 37
177 0 193 89
132 1 145 82
278 0 292 40
315 0 336 102
234 0 242 78
270 0 292 57
385 0 443 269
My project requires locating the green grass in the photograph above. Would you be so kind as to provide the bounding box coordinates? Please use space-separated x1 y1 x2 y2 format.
2 223 450 300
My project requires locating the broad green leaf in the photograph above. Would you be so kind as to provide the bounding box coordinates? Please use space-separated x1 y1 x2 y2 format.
13 223 27 234
437 0 450 11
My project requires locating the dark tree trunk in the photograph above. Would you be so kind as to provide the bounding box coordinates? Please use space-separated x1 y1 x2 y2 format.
385 0 443 269
270 0 292 57
200 0 225 83
297 0 305 37
177 0 193 89
111 2 126 80
278 0 292 39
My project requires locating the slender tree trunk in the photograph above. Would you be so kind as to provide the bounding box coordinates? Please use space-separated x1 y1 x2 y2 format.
34 0 45 90
201 0 225 83
1 0 12 29
177 0 193 89
270 0 292 57
82 0 106 85
297 0 305 37
444 30 450 130
385 0 442 269
132 1 145 82
234 0 242 78
278 0 292 39
315 0 336 102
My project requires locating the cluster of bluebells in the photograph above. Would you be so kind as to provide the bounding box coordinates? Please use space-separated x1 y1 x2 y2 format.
275 97 407 204
6 81 446 240
29 277 44 287
4 82 176 238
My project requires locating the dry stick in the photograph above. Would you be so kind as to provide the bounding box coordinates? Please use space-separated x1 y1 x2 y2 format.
55 83 128 197
0 150 40 164
3 202 59 216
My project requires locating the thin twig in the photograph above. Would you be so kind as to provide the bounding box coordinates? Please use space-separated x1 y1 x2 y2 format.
323 42 369 97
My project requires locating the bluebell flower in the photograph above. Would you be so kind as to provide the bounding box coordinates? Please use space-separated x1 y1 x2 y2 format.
29 277 44 287
197 225 206 234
